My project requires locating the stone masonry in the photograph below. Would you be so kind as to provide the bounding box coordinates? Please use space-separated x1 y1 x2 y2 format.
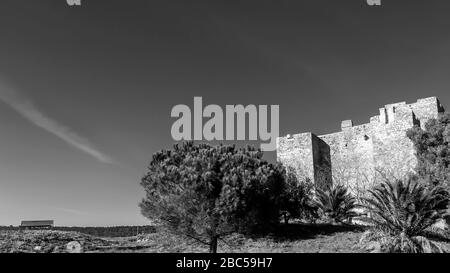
276 97 445 195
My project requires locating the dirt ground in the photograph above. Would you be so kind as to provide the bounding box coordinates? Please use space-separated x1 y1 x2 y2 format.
0 224 369 253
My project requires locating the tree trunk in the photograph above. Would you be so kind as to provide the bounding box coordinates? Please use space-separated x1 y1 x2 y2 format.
209 236 218 253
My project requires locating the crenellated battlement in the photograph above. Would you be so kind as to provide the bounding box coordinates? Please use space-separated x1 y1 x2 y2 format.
276 97 446 191
335 97 444 131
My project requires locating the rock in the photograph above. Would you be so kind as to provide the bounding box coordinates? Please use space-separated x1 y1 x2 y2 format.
66 241 82 253
33 246 42 252
136 237 149 243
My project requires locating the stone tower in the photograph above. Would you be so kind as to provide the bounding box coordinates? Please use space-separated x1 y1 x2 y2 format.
276 97 445 193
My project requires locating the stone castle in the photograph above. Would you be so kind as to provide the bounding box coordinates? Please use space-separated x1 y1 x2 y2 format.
276 97 446 193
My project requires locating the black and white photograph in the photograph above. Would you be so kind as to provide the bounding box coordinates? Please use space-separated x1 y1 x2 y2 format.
0 0 450 269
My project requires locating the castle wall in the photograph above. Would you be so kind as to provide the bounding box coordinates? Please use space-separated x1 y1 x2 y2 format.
319 123 375 193
370 105 418 185
276 132 332 188
277 133 315 182
276 97 445 195
311 134 332 189
409 97 444 128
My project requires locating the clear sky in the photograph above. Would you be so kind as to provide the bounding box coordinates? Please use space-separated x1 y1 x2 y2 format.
1 0 450 226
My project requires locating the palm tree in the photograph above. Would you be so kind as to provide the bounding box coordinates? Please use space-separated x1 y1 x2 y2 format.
362 177 449 252
315 184 358 224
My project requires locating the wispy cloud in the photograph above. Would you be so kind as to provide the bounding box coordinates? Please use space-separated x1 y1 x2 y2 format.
0 82 115 164
54 207 91 216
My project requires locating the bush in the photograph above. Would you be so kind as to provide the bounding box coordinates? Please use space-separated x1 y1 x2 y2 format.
362 177 449 252
279 169 319 224
407 112 450 189
315 184 358 224
139 142 285 253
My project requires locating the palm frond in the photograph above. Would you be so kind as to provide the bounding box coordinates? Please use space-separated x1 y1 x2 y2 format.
360 177 450 253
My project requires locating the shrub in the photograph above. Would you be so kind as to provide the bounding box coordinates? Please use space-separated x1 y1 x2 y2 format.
279 169 319 224
361 177 449 252
407 112 450 189
315 184 358 224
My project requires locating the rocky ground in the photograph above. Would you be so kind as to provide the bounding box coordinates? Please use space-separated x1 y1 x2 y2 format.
0 230 118 253
1 224 449 253
0 224 366 253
